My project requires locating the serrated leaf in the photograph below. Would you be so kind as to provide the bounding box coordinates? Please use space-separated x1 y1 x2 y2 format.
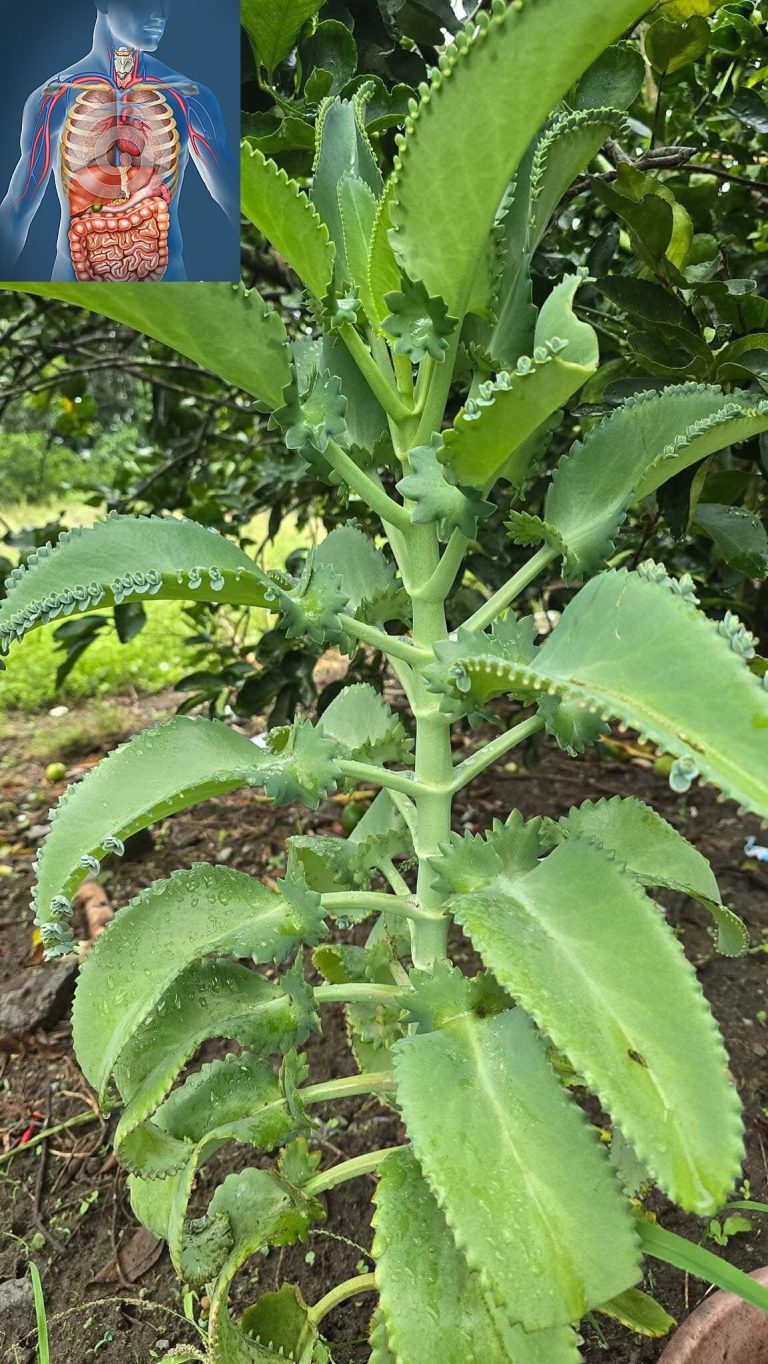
538 692 610 756
441 276 598 490
312 96 382 285
424 612 538 720
0 514 286 657
0 283 291 409
241 1283 316 1360
338 173 381 331
319 334 391 460
598 1287 676 1338
396 437 494 540
387 0 651 315
374 1147 581 1364
113 960 316 1168
433 567 768 821
543 385 768 578
551 795 748 956
313 525 408 627
206 1169 323 1364
393 1008 640 1330
241 144 335 299
72 864 325 1099
34 715 339 930
383 276 456 363
319 683 413 765
529 109 626 253
242 0 324 75
446 829 743 1214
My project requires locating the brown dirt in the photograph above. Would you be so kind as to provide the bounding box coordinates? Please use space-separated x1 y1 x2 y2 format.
1 693 767 1362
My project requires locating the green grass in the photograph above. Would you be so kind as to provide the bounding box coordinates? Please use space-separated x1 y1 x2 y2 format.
0 500 313 714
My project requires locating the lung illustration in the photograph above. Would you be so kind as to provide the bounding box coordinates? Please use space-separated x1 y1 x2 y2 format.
61 83 179 281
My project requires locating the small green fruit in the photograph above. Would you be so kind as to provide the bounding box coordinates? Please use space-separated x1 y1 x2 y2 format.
45 762 67 783
341 802 366 833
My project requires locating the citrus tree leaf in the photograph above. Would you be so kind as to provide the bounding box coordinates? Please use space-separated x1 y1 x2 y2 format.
693 503 768 577
374 1147 581 1363
72 864 325 1098
567 42 646 110
550 795 748 956
541 385 768 579
387 0 652 315
441 275 599 490
33 715 338 950
241 143 335 299
393 1008 640 1331
0 514 286 657
442 826 743 1213
242 0 324 75
0 282 291 409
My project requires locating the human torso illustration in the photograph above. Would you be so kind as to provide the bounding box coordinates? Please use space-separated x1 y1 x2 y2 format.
0 2 238 281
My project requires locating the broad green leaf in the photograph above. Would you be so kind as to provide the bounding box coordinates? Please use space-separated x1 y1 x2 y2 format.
313 524 408 626
551 795 748 956
638 1221 768 1315
538 385 768 578
598 1287 676 1338
118 1050 304 1180
312 96 382 283
242 0 324 75
693 503 768 577
442 276 598 490
0 515 285 656
35 715 339 930
393 1008 640 1330
113 960 316 1167
374 1147 581 1363
206 1169 323 1364
645 15 710 73
368 181 403 329
529 111 625 253
0 283 291 410
319 683 413 765
338 173 381 329
567 43 646 111
72 864 325 1099
240 1284 317 1362
241 143 335 299
387 0 651 315
444 828 743 1214
301 19 357 97
431 568 768 820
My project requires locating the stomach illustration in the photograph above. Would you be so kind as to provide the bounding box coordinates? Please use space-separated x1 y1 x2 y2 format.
61 85 179 281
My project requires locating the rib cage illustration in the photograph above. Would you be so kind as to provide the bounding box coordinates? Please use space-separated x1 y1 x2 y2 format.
61 85 180 281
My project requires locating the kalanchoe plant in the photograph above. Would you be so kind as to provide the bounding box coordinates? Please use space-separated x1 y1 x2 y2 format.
4 2 768 1359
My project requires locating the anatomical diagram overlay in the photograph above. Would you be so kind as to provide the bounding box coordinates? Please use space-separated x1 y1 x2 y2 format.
1 5 239 284
62 80 178 280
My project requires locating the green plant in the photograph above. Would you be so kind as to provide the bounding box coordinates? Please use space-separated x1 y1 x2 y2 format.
4 3 768 1359
29 1262 49 1364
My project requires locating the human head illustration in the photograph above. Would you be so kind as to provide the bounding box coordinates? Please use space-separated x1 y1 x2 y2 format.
94 0 173 52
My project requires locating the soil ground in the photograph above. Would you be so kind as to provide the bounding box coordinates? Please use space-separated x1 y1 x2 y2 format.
1 691 767 1362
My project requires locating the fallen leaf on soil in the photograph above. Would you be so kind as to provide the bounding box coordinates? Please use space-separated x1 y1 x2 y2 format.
92 1226 164 1283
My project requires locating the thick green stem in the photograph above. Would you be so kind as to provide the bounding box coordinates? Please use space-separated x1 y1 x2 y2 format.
336 758 423 798
337 614 431 667
301 1073 396 1107
339 323 414 423
461 544 557 634
324 439 412 534
309 1273 378 1327
409 525 454 968
320 890 440 923
450 713 545 792
314 982 401 1006
304 1149 398 1198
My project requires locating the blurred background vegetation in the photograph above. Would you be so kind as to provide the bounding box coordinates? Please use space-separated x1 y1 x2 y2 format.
1 0 766 720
